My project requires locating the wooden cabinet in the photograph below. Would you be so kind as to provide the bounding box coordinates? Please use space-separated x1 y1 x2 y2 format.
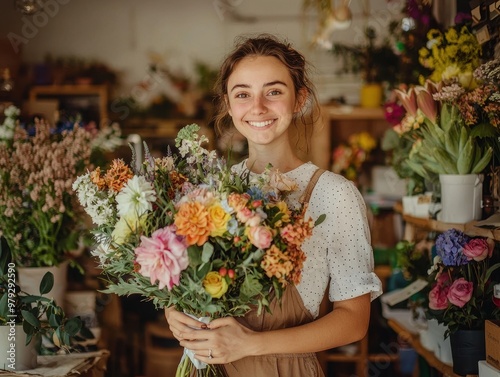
29 85 108 126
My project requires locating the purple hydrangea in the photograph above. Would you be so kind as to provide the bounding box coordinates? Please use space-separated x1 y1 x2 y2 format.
435 229 470 266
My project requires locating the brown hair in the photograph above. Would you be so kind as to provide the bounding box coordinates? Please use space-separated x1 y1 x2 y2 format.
213 34 320 142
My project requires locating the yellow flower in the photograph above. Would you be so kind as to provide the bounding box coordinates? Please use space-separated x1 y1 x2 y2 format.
356 132 376 152
112 213 145 244
203 271 228 298
441 65 460 81
273 201 291 224
174 201 212 246
208 203 230 237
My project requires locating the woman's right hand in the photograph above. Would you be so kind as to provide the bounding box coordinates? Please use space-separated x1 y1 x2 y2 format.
164 306 208 342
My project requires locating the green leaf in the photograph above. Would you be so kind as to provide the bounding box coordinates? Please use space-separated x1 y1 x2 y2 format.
196 262 211 280
0 292 9 320
471 147 493 174
201 243 214 263
39 272 54 295
64 317 82 337
187 246 202 267
21 309 40 328
315 214 326 226
240 274 263 298
485 262 500 281
457 139 473 174
79 326 95 340
49 313 59 328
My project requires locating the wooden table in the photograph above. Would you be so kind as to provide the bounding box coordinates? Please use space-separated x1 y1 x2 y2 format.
0 350 109 377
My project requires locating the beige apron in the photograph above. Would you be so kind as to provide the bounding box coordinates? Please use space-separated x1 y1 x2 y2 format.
223 168 326 377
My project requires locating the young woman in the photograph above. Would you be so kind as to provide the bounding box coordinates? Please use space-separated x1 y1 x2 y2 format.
165 34 382 376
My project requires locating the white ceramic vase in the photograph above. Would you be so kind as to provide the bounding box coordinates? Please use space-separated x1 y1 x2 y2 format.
439 174 483 223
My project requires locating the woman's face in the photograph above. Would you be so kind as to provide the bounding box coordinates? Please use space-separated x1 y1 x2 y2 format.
226 55 302 147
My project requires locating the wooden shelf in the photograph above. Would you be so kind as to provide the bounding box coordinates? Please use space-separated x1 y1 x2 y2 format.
387 319 480 377
394 202 500 241
29 85 109 126
295 105 390 170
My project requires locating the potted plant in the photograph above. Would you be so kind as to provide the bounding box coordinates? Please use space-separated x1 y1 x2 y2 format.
427 228 500 375
0 239 93 371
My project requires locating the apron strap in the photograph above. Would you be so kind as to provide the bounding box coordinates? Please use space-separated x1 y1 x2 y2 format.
299 168 326 205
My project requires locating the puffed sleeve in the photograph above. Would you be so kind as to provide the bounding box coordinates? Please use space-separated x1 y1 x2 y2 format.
317 173 383 302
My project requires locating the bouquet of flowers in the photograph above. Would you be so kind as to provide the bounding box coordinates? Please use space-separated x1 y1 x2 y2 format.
73 124 321 376
427 228 500 336
331 131 376 183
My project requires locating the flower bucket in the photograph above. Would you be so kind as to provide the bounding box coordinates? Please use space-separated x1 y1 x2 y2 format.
450 329 485 376
439 174 483 223
0 324 38 370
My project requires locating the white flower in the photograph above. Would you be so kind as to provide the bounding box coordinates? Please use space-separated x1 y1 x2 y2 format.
73 173 117 225
0 127 14 141
427 255 442 275
4 105 20 118
87 200 115 226
91 242 113 265
116 175 156 217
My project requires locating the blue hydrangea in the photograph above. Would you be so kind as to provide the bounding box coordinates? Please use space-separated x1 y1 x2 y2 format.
435 228 470 266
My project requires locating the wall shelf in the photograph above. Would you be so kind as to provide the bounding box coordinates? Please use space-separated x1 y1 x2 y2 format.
394 202 500 241
299 105 389 170
29 85 109 126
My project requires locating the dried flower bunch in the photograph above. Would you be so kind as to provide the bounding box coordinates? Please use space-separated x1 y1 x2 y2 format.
427 229 500 336
0 106 92 267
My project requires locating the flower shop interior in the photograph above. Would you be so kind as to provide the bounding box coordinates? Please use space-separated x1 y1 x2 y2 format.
1 0 500 377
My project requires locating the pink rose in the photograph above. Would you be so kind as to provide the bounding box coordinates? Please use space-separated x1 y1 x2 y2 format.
236 207 253 223
246 214 262 227
135 225 189 290
247 226 273 249
447 278 474 308
463 238 493 262
436 271 451 286
428 284 449 310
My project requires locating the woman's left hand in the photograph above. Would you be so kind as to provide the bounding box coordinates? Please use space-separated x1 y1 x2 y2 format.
179 316 256 364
